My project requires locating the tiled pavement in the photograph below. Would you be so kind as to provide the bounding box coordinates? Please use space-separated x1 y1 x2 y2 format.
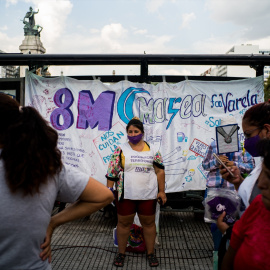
51 207 213 270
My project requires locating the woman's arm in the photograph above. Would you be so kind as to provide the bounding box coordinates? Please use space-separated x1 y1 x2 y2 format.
221 245 236 270
107 179 115 188
154 165 167 205
40 177 114 261
105 146 122 188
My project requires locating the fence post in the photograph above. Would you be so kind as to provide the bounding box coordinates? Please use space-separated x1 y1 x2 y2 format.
140 59 149 83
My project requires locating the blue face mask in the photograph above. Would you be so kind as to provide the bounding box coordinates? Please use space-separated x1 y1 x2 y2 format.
244 135 261 157
128 133 143 145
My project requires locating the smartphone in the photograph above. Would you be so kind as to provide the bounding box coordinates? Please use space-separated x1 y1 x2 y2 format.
213 153 234 177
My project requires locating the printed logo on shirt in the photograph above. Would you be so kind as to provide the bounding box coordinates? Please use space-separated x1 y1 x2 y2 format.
135 167 151 173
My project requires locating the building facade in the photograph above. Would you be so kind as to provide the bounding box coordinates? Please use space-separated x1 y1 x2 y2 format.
201 44 270 80
0 50 19 78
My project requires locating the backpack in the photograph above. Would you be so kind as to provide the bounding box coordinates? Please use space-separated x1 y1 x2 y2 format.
126 224 146 253
113 224 146 253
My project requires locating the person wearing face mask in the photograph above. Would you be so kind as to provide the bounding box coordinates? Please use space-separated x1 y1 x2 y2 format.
202 115 255 270
221 139 270 270
106 117 166 267
219 101 270 212
217 101 270 269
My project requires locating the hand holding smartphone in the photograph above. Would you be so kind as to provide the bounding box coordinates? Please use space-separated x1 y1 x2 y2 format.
213 153 234 177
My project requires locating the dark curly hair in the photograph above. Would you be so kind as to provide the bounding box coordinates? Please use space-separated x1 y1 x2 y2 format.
0 93 62 195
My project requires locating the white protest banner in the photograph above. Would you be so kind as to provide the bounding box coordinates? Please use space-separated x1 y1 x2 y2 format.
25 72 264 193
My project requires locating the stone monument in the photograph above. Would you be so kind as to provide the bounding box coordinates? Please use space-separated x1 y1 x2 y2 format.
19 7 46 76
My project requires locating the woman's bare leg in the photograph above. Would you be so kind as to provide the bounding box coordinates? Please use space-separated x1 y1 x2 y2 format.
138 214 156 254
117 213 135 254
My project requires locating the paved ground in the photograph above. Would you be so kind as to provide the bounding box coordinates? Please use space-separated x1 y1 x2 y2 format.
51 206 213 270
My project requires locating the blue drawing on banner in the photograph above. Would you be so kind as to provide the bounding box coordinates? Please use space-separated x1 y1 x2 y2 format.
177 132 185 142
185 169 195 182
197 163 209 179
167 97 182 129
117 87 150 124
205 116 221 128
185 137 188 142
187 155 197 160
239 108 248 115
93 122 126 164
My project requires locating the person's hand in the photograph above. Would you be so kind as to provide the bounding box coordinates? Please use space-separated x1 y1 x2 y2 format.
225 160 234 167
157 191 167 205
39 221 55 263
219 165 243 190
218 155 228 163
217 211 229 235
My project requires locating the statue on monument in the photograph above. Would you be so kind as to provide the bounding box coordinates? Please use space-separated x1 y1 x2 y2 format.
22 7 43 36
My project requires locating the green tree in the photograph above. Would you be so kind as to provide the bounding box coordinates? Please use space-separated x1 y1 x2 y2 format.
264 75 270 101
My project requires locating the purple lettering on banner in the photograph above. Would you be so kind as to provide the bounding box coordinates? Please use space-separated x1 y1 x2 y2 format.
76 90 115 131
50 88 74 130
219 92 233 113
211 90 258 113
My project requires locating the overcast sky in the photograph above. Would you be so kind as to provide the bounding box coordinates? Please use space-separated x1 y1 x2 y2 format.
1 0 270 76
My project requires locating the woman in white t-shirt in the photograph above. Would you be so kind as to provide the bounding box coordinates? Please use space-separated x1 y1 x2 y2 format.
106 117 166 267
0 93 114 270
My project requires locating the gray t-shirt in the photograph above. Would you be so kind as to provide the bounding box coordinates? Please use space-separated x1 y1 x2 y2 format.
0 160 89 270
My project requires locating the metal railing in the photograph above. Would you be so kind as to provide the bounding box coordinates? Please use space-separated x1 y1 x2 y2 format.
1 53 270 101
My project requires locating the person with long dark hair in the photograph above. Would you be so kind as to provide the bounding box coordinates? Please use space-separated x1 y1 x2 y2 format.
0 93 114 270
